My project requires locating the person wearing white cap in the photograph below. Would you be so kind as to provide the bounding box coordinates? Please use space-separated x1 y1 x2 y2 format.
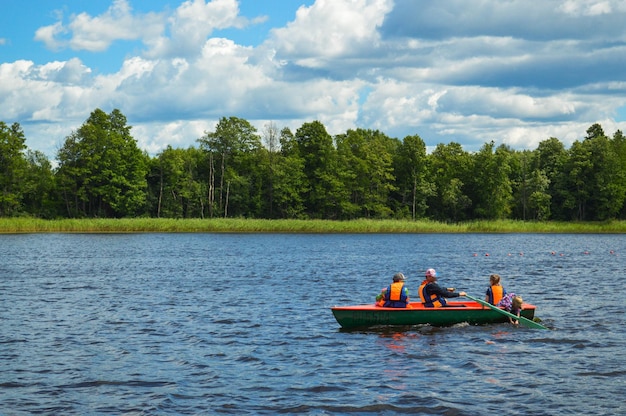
418 268 466 307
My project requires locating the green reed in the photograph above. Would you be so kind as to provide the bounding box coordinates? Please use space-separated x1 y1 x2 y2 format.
1 217 626 233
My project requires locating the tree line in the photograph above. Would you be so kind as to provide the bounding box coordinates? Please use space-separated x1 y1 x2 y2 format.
2 108 626 221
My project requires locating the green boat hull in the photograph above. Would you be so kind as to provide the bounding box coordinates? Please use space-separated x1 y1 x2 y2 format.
331 301 536 329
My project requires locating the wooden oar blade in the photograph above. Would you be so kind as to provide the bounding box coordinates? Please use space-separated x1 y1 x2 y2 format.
514 315 548 329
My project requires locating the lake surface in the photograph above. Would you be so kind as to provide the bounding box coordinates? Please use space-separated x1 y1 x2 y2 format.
1 233 625 415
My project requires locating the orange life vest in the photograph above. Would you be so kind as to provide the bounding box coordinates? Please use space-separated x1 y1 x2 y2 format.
384 282 409 307
487 285 505 305
389 282 404 301
419 280 443 307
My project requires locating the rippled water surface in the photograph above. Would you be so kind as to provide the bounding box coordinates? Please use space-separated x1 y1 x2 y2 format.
1 233 625 415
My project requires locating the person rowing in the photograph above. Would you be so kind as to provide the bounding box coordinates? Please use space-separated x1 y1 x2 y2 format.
418 268 466 307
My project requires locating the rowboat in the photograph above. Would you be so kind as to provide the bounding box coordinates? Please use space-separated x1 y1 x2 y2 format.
331 300 538 329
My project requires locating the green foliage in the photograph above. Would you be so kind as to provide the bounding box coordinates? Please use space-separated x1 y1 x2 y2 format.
273 129 307 218
534 137 567 219
2 113 626 224
147 146 205 218
0 122 28 216
393 134 433 220
22 150 58 218
55 109 148 217
336 129 398 219
469 142 513 219
428 142 473 221
198 116 262 218
3 217 626 234
295 121 342 218
563 133 626 220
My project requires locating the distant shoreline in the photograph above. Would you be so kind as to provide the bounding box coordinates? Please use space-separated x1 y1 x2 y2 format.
2 218 625 234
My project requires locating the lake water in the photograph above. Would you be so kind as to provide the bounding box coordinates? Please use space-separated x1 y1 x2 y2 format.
1 233 625 415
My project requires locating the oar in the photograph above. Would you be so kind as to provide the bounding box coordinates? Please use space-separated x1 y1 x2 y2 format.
464 294 548 330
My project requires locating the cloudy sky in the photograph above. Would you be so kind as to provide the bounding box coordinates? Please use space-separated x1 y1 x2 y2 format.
2 0 626 160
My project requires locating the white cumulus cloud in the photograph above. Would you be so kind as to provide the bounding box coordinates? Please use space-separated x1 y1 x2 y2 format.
4 0 626 160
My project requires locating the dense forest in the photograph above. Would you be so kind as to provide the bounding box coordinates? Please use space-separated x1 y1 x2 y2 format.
2 108 626 221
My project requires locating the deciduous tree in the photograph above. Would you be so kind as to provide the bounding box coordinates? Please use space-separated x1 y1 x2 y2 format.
56 109 148 217
295 121 342 218
0 122 27 216
428 142 472 221
198 117 262 217
468 142 513 219
393 134 433 220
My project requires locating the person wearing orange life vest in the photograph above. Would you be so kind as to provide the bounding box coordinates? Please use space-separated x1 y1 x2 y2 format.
383 273 410 308
485 273 507 305
374 287 388 307
418 268 466 307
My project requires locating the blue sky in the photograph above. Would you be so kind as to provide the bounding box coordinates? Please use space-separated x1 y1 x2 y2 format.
2 0 626 160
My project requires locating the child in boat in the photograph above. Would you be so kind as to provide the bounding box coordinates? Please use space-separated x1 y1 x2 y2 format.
485 273 507 305
375 287 387 307
497 293 524 325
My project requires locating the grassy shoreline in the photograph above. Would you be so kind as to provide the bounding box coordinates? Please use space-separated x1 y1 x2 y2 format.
1 217 626 233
